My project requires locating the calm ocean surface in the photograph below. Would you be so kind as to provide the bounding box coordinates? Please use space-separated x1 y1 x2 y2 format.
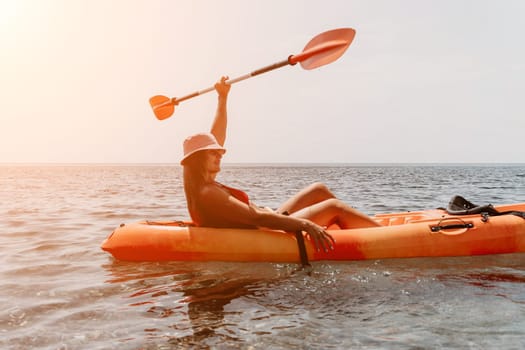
1 164 524 349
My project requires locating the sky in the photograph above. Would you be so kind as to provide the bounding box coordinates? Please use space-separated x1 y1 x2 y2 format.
1 0 524 164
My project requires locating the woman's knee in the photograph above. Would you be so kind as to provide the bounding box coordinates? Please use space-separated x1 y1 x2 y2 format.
306 182 335 200
324 198 347 211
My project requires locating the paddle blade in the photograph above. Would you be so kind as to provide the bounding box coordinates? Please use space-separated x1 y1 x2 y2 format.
149 95 175 120
296 28 356 70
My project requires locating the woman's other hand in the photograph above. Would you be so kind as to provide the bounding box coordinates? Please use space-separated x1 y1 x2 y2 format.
302 220 335 253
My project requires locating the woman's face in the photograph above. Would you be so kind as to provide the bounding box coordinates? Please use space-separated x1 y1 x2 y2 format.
204 149 224 173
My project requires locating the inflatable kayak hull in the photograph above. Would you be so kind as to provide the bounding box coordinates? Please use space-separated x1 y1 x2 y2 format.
101 203 525 262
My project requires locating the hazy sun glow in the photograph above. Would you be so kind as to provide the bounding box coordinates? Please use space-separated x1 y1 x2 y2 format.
0 0 33 41
0 0 19 26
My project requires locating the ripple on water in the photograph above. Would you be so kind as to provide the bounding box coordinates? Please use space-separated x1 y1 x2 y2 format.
1 165 525 349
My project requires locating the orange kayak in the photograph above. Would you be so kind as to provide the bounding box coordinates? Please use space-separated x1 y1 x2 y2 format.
101 200 525 263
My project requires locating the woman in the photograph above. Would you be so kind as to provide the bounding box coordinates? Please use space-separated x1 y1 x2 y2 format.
181 76 380 253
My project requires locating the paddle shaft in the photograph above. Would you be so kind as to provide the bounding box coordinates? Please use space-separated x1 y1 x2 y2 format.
172 39 347 104
173 58 292 103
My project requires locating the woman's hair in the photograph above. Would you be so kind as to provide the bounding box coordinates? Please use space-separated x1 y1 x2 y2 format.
182 151 208 217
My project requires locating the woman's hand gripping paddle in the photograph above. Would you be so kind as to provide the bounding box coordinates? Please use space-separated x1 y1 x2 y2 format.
149 28 356 120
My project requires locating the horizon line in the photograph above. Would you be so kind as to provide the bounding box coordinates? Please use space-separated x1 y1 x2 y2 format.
1 162 525 167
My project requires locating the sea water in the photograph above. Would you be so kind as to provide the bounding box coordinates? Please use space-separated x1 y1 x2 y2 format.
1 164 524 349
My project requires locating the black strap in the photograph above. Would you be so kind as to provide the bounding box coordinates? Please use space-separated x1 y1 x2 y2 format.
282 211 310 266
295 231 310 267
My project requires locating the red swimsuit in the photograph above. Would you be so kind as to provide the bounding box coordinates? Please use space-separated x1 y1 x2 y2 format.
216 182 250 205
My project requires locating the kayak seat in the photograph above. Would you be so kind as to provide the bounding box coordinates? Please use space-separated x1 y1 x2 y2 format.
446 195 525 220
446 195 499 216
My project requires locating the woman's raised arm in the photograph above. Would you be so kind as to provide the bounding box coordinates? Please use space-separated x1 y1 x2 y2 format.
210 76 230 146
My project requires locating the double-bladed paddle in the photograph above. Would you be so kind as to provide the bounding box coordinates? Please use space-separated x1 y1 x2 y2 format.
149 28 356 120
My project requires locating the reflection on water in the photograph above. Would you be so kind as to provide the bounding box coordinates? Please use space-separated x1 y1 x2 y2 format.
99 255 525 349
103 261 300 348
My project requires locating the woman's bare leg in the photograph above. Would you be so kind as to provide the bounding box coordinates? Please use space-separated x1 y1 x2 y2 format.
277 182 336 214
291 198 381 229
